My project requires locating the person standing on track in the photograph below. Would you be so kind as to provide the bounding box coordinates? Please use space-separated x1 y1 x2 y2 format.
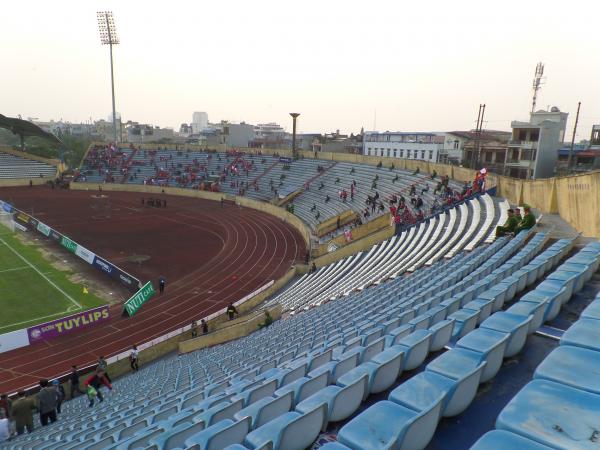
130 345 139 372
159 277 166 294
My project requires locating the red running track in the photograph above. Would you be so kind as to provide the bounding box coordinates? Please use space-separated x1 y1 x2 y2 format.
0 187 305 394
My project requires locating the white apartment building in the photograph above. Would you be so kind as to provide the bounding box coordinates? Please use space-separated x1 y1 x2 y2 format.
363 132 443 162
192 112 209 134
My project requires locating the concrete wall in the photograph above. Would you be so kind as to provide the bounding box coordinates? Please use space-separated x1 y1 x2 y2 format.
179 304 282 354
0 177 56 187
315 210 357 237
313 212 392 257
314 222 395 267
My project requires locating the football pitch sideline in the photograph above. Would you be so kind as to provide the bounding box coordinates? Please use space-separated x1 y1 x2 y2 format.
0 230 106 334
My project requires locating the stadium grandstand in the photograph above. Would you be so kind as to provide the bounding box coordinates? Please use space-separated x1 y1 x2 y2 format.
0 140 599 450
0 114 60 181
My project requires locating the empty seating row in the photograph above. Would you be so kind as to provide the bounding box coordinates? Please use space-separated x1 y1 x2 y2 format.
332 237 595 450
472 241 600 450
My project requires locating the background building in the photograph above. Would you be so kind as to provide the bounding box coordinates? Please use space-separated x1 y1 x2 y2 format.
363 132 444 162
192 112 209 134
507 107 568 179
442 130 511 165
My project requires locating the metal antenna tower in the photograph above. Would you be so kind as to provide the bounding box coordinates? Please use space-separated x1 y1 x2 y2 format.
531 62 545 113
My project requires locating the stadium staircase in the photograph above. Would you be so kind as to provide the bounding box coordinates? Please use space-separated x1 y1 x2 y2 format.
120 147 139 184
249 159 279 192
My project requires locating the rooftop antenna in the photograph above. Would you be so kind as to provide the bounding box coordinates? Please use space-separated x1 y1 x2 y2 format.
531 62 545 113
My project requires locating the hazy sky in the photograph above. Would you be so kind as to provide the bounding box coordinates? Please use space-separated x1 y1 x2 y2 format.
2 0 599 140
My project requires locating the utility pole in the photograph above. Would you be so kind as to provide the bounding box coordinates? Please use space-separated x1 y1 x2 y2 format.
97 11 120 144
476 104 486 169
472 104 485 169
567 102 581 171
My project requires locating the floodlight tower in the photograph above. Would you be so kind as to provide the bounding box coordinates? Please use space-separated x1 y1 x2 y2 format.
97 11 120 144
531 62 545 113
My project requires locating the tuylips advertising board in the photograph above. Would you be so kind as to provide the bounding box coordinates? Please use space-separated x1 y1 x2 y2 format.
27 305 110 343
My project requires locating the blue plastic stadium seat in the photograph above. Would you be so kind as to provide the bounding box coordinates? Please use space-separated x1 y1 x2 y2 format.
192 399 243 428
318 443 353 450
296 373 368 431
273 371 328 407
337 347 404 398
496 379 600 450
448 309 479 341
480 312 531 357
339 378 445 450
428 319 455 351
506 301 547 335
581 299 600 321
384 324 413 348
394 329 433 370
233 392 293 430
560 318 600 352
425 348 486 417
185 417 250 450
243 404 326 450
232 379 277 407
534 345 600 395
470 430 556 450
464 298 495 325
147 421 205 450
309 352 359 384
456 327 509 382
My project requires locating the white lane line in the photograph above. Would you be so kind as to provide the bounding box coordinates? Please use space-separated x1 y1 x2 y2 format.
0 308 77 331
0 236 82 309
0 266 30 274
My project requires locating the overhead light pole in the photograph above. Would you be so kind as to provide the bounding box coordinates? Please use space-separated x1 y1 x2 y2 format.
290 113 300 158
97 11 120 144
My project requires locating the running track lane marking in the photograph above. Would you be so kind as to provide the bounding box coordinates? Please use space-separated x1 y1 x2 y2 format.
0 236 82 310
0 266 29 274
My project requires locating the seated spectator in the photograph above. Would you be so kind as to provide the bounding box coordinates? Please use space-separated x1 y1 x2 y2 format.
515 206 536 234
495 208 518 237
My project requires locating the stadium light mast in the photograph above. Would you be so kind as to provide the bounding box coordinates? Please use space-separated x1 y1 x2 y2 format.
97 11 120 144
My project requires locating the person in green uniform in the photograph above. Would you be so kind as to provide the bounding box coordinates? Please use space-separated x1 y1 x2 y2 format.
514 208 522 222
496 209 519 237
515 205 536 234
